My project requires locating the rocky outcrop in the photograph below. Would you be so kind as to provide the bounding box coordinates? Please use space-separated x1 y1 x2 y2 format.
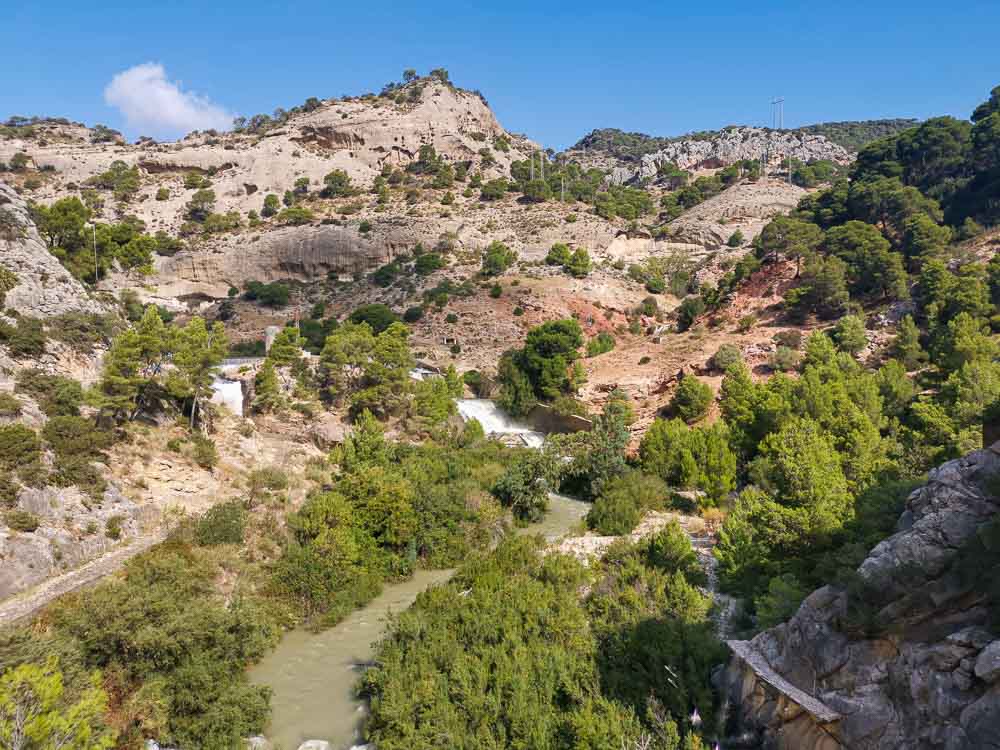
607 127 851 185
138 222 395 300
0 483 152 602
726 444 1000 749
0 182 107 317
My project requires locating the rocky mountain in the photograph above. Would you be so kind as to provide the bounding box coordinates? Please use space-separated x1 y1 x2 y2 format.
726 442 1000 749
575 127 852 185
0 80 534 237
568 119 916 165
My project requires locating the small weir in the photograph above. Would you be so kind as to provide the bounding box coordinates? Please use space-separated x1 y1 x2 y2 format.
455 398 545 447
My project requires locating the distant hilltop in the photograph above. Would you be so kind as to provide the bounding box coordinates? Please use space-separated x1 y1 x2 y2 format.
567 118 919 164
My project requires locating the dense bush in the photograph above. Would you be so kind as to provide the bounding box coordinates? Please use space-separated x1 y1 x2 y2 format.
0 316 46 357
586 332 615 357
481 240 517 276
669 375 713 423
244 280 290 307
709 343 742 372
49 543 277 749
497 319 584 415
196 501 247 546
4 509 40 532
361 530 721 749
587 471 668 534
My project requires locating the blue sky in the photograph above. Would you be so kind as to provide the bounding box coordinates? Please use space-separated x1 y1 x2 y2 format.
3 0 998 149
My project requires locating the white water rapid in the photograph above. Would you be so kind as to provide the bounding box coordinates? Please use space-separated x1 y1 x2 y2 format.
455 398 545 448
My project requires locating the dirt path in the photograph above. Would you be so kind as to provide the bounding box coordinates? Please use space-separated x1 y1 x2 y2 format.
0 531 166 627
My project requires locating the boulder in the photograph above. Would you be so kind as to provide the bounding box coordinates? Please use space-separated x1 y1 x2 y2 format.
974 641 1000 683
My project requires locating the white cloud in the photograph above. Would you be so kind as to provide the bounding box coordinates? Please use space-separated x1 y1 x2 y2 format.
104 62 234 137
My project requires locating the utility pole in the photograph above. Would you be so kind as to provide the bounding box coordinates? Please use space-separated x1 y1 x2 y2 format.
540 150 545 181
530 152 534 181
770 97 785 182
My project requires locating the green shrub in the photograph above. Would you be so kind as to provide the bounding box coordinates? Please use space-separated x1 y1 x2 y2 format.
403 306 424 323
675 296 705 331
5 509 40 532
489 283 502 298
513 306 524 316
245 467 289 508
105 514 125 540
769 345 800 372
669 375 713 423
710 344 742 372
587 471 669 535
195 501 247 545
773 329 803 349
0 424 41 473
244 280 290 307
47 312 117 351
42 416 112 458
49 455 106 498
727 229 744 247
190 435 218 471
587 491 640 535
156 187 170 201
0 472 19 508
0 392 22 417
586 332 615 357
445 313 459 324
481 241 517 276
349 303 399 334
0 317 46 357
415 253 445 275
546 243 572 266
276 206 314 225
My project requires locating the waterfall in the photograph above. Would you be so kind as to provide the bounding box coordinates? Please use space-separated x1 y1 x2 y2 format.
210 377 244 417
455 399 545 448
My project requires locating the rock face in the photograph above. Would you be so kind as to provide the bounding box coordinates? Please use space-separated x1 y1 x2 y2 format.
0 182 107 317
726 444 1000 749
0 483 151 601
605 127 851 185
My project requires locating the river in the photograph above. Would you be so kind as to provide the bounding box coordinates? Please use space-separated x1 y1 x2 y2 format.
249 493 589 750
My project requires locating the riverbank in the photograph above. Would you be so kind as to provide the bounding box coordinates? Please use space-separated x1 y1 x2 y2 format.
249 494 591 750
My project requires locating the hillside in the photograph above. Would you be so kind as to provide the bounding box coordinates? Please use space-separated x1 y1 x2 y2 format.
569 118 918 163
0 69 998 750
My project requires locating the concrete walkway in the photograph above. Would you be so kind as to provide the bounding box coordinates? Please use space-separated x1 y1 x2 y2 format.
0 531 166 626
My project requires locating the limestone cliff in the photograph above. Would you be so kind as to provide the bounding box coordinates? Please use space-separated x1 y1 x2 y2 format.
0 182 107 317
726 444 1000 749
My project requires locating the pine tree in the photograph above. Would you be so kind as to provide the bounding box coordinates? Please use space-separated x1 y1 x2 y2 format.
252 360 283 413
892 315 928 370
268 326 305 366
167 317 227 430
97 329 143 421
0 657 115 750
